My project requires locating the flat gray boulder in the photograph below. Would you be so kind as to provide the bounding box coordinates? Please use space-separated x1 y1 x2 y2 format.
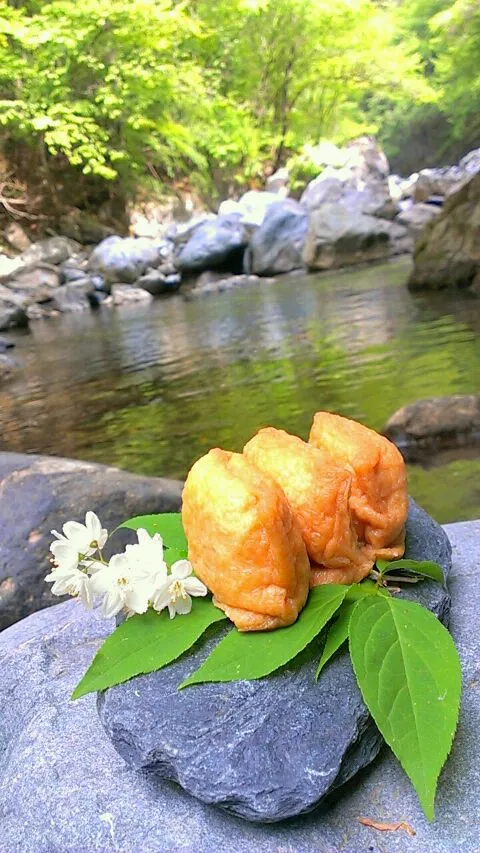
385 395 480 453
245 200 308 276
0 452 182 630
98 500 451 823
0 518 478 852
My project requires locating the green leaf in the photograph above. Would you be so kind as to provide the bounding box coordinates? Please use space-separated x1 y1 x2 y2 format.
180 585 349 689
119 513 187 552
349 596 462 820
315 581 378 679
377 559 445 586
71 598 226 700
164 546 188 567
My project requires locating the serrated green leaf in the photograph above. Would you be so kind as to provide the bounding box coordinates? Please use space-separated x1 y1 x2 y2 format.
119 513 187 552
315 581 378 679
378 559 445 586
180 585 349 689
349 596 462 820
71 598 226 700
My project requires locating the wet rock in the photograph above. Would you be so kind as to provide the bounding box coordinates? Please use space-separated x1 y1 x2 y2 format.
0 337 15 352
396 202 441 237
98 500 451 824
303 203 411 271
0 297 28 331
88 236 166 283
175 215 253 274
408 172 480 292
385 395 480 453
136 268 181 296
0 452 183 630
110 284 153 305
185 273 274 300
50 279 96 312
245 200 308 276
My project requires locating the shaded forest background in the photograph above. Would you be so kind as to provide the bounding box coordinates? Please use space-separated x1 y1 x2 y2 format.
0 0 479 226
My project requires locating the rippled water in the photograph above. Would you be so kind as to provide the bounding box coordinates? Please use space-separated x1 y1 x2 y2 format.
1 257 479 523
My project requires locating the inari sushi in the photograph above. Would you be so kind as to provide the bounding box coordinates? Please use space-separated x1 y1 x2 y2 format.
181 448 310 631
309 411 408 561
244 427 375 584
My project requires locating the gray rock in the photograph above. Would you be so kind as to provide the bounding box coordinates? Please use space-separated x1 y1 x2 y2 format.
4 222 31 253
303 203 411 271
110 284 153 305
408 172 480 292
175 215 253 274
0 336 15 352
59 264 89 284
396 202 441 236
0 298 28 331
50 279 96 312
0 452 183 631
98 499 451 823
385 395 480 455
19 236 81 267
245 199 308 276
184 273 274 300
88 236 166 283
136 268 181 296
218 191 279 226
265 168 289 194
0 518 478 852
5 263 61 301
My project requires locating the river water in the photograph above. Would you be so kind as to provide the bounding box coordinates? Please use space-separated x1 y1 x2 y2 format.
1 257 479 523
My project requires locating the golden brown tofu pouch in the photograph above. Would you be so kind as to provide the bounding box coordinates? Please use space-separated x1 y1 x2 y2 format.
244 427 375 584
181 448 310 631
309 411 408 561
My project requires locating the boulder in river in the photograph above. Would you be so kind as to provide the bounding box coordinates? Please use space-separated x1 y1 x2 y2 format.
301 136 396 220
98 499 451 823
88 236 167 284
218 191 280 226
174 215 253 274
19 236 81 268
136 267 181 296
0 452 183 631
110 284 153 305
408 172 480 292
0 287 29 331
384 395 480 453
5 263 61 302
396 202 441 237
245 199 308 276
50 279 98 312
185 272 275 300
303 202 411 271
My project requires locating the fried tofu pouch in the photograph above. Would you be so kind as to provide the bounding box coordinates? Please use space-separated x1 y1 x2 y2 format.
243 427 375 585
181 448 310 631
309 412 408 562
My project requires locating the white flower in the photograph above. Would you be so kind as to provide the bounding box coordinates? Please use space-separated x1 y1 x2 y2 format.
51 511 108 558
45 565 92 609
153 560 207 619
89 553 157 619
50 538 80 574
125 528 167 581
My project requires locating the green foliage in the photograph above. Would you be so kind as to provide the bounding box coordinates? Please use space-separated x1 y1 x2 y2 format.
376 558 445 585
71 598 227 700
180 585 349 688
349 595 462 819
315 581 377 678
119 513 187 552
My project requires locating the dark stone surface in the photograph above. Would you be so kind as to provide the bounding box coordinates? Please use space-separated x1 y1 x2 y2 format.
136 267 181 295
98 499 451 823
0 519 477 852
175 215 253 274
0 452 183 631
385 395 480 455
245 199 308 276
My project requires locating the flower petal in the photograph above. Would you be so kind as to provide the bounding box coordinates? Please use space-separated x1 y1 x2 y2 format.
170 560 192 580
152 582 172 613
126 585 150 615
102 589 124 619
184 577 208 597
175 593 192 615
85 511 102 542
